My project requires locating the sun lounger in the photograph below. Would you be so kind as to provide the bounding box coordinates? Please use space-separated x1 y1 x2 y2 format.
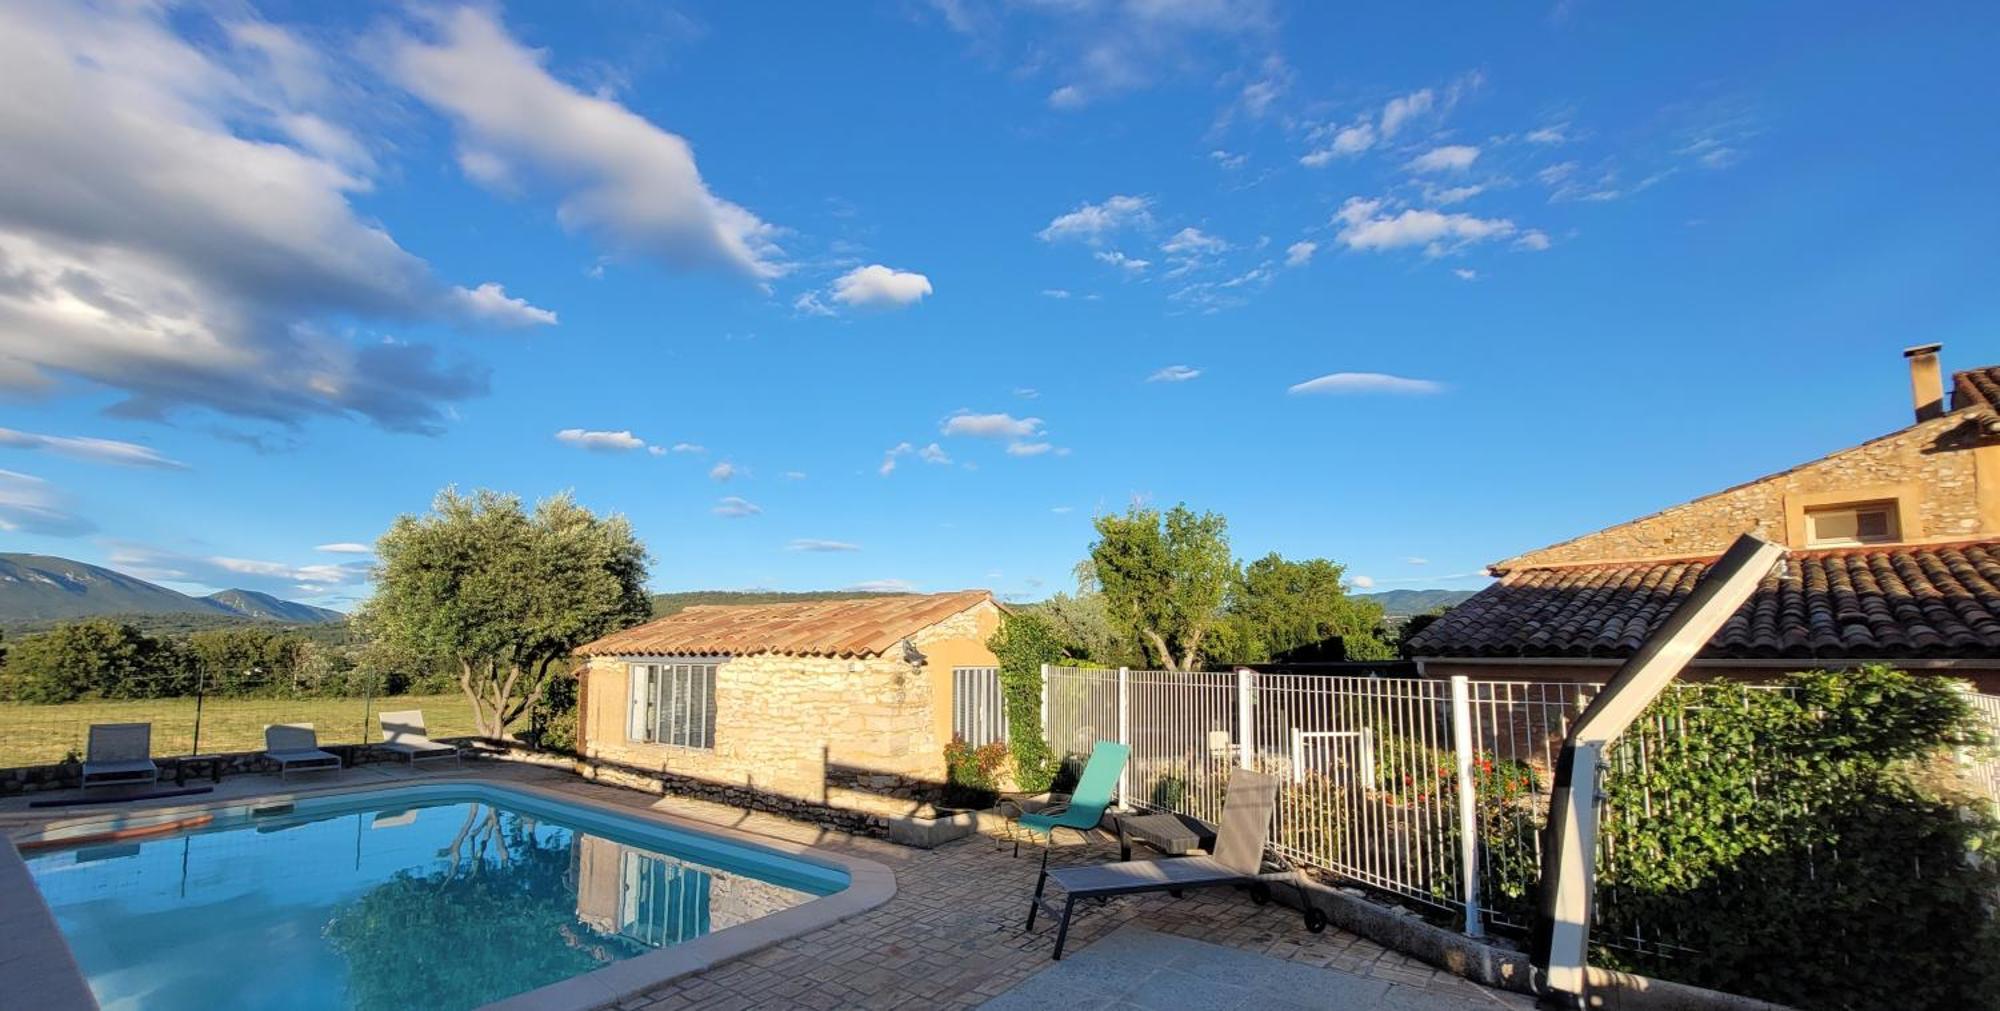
1003 739 1130 863
376 710 460 766
263 724 342 781
1025 767 1327 958
81 723 160 789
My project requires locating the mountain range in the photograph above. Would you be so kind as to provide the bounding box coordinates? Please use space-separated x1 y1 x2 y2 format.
0 553 345 625
1356 588 1480 616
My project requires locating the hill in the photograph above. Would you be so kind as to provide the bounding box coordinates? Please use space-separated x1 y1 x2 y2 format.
203 589 345 624
0 553 344 628
1357 588 1479 616
650 589 897 618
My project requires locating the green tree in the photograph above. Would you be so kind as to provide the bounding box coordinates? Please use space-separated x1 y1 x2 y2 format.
987 610 1067 792
360 488 651 738
0 620 184 702
1089 504 1232 671
1215 554 1393 662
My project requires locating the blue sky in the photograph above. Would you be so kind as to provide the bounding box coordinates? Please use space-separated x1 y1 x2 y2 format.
0 1 1994 609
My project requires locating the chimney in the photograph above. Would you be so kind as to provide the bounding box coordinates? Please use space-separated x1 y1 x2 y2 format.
1904 343 1945 422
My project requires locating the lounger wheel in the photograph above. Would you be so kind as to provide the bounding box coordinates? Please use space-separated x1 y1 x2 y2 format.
1304 907 1328 933
1248 882 1272 905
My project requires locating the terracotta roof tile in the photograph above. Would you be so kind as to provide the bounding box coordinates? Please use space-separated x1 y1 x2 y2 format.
574 590 995 658
1953 366 2000 414
1408 542 2000 660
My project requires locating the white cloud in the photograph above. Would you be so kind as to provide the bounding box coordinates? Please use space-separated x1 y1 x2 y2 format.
108 542 369 598
316 542 372 554
783 470 807 480
879 441 913 476
1014 387 1040 399
712 496 761 518
1406 557 1430 565
1379 88 1435 138
1039 195 1152 244
0 469 94 537
1350 574 1377 589
1526 124 1568 144
1209 150 1247 170
1288 372 1445 395
451 282 557 326
829 264 933 309
1284 241 1318 267
1453 268 1480 281
1042 288 1071 299
1095 250 1151 274
555 428 646 452
0 3 520 433
918 442 953 465
388 7 783 279
788 538 859 552
1052 505 1075 514
939 0 1273 109
1425 184 1486 206
1161 227 1228 256
1333 198 1516 255
1148 365 1202 383
646 446 665 457
942 412 1043 439
0 428 187 470
792 291 836 317
1406 145 1481 173
1006 441 1054 456
847 578 917 593
671 442 706 454
1538 161 1579 185
709 461 738 482
1514 230 1552 251
1300 120 1375 166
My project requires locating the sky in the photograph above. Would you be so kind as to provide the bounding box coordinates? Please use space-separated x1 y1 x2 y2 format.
0 0 1995 610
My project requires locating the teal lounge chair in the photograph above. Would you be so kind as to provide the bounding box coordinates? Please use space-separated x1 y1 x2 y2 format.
1008 740 1130 864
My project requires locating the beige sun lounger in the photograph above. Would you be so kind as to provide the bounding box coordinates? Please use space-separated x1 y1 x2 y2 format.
377 710 460 766
264 723 342 780
81 723 160 789
1026 768 1327 958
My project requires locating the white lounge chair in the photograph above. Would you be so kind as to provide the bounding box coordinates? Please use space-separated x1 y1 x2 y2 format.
81 723 160 790
263 724 342 781
377 710 460 766
1026 768 1328 958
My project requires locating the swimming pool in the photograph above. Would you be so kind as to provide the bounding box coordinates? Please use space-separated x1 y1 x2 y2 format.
18 782 859 1010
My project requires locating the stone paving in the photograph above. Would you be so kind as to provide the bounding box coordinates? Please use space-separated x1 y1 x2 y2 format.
552 774 1534 1011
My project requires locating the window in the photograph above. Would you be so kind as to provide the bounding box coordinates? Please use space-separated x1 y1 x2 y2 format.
1805 501 1899 547
627 661 719 749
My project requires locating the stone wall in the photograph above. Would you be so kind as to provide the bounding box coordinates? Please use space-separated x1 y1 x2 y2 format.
580 647 949 834
912 600 1003 749
1502 416 1996 570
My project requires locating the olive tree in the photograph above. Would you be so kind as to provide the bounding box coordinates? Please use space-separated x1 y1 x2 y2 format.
361 488 650 738
1088 504 1232 671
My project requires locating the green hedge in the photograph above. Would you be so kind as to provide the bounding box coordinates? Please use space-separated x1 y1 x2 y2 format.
987 611 1066 793
1587 666 2000 1010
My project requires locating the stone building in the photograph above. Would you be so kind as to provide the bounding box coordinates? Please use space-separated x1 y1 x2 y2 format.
571 591 1002 826
1411 344 2000 692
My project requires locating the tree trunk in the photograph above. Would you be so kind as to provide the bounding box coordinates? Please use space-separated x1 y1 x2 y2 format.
1143 628 1183 672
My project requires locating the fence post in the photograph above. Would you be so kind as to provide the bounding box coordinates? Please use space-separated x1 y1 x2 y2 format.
1236 668 1255 771
190 666 206 756
1039 662 1050 743
1116 667 1131 808
1449 674 1484 937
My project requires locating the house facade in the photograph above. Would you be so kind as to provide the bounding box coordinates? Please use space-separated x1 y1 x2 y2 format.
571 591 1003 820
1411 344 2000 692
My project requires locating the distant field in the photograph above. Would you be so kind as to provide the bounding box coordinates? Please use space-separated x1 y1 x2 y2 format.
0 693 474 768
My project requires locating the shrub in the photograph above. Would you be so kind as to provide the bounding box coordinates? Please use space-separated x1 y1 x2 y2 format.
942 737 1008 808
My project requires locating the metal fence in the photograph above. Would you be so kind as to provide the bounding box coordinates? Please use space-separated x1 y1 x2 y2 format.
951 666 1008 747
1038 666 1883 947
0 674 473 768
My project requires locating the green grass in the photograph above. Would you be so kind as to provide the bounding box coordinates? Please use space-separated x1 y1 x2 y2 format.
0 693 478 767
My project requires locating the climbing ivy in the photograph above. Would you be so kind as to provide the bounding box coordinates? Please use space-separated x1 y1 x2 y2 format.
987 611 1066 793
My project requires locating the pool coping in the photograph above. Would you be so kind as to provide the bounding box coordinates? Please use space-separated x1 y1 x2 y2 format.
1 773 899 1011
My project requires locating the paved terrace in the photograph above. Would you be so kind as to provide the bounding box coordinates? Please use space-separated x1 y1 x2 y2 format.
0 762 1530 1010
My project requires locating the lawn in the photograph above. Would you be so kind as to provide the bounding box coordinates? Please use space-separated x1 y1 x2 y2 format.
0 693 477 767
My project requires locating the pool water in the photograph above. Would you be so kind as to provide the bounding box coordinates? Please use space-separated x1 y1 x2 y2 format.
24 785 847 1010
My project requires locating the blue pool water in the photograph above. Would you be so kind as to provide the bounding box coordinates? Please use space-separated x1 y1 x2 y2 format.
24 784 847 1010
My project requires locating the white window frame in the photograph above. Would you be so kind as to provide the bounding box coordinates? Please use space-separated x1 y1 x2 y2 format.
627 659 723 750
